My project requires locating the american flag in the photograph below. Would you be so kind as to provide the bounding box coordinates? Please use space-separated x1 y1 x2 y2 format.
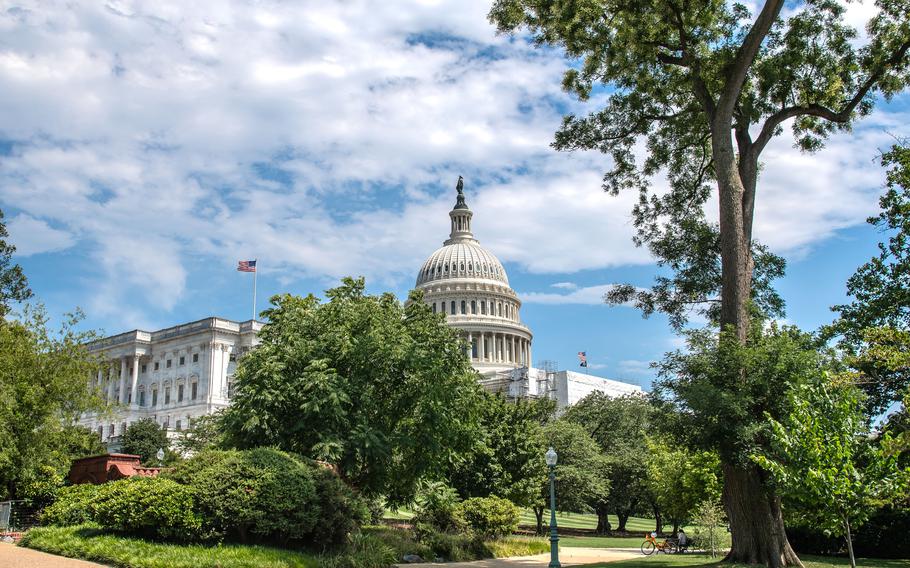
237 260 257 273
578 351 587 367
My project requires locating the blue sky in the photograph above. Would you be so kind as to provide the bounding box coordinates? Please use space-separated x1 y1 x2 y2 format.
1 1 908 389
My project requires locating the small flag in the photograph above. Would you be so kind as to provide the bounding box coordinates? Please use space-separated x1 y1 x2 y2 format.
237 260 257 273
578 351 587 367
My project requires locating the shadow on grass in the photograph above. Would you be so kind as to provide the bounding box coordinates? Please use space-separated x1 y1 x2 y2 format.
577 553 910 568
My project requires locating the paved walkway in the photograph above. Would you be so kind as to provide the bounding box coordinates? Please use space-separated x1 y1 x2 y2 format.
401 547 640 568
0 542 108 568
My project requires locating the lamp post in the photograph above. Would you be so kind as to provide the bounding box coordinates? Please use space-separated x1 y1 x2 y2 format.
545 446 560 568
156 447 164 467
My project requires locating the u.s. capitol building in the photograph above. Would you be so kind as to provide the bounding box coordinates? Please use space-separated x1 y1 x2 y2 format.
82 178 640 444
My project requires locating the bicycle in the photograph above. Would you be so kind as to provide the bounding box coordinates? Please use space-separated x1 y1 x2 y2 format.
641 532 678 555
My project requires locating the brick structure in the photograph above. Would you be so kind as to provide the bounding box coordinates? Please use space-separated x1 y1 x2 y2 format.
68 454 164 485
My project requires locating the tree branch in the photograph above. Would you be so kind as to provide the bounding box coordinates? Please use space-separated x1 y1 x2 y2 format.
717 0 786 122
753 37 910 155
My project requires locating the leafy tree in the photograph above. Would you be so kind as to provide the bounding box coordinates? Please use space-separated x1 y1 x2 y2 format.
222 277 482 501
448 393 551 509
489 0 910 563
121 418 170 465
535 419 610 535
0 306 107 499
0 209 32 317
752 375 909 568
644 440 721 535
830 145 910 412
564 392 651 533
175 411 226 455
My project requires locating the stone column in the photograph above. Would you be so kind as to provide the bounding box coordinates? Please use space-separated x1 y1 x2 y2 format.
511 336 516 363
467 333 473 361
528 342 533 369
107 362 116 401
119 357 129 404
95 368 103 394
130 355 140 407
478 332 485 361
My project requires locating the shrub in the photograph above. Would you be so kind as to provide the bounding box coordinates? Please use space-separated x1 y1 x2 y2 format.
320 532 398 568
455 496 519 539
164 448 321 544
309 466 369 549
690 500 730 556
40 483 102 526
412 481 465 537
90 477 202 541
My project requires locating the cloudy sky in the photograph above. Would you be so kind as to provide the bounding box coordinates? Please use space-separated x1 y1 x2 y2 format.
1 0 907 388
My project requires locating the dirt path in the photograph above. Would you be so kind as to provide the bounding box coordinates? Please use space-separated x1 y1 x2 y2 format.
0 542 109 568
400 547 640 568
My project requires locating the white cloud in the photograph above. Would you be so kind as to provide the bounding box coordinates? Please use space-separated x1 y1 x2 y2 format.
550 281 577 290
0 0 900 318
521 283 618 305
6 214 74 256
617 359 655 379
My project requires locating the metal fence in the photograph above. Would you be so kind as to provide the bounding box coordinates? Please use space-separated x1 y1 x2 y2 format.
0 500 40 531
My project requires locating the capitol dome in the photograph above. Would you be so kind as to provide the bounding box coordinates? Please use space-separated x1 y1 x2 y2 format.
414 177 532 375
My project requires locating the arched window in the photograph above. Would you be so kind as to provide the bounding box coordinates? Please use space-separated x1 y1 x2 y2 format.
461 300 466 314
471 300 476 314
97 426 103 440
481 301 486 315
468 262 472 271
164 382 171 405
450 300 456 314
151 385 158 407
432 303 437 313
498 302 503 317
191 378 198 400
108 424 115 437
138 387 145 407
444 263 449 272
460 262 465 271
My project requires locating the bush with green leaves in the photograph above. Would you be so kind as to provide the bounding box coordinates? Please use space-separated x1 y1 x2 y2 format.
455 496 519 539
690 500 730 557
90 477 202 541
412 481 465 537
309 466 369 549
164 448 318 544
40 483 102 526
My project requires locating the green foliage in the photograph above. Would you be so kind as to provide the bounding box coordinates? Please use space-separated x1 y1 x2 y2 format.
174 410 227 455
163 448 321 545
0 208 32 317
90 477 203 541
222 278 482 501
40 483 102 526
690 500 728 558
309 466 370 549
751 374 909 566
447 393 550 508
412 481 465 536
564 392 652 532
830 144 910 412
121 418 169 465
534 419 610 534
644 441 721 532
456 496 520 539
655 322 827 464
0 305 107 500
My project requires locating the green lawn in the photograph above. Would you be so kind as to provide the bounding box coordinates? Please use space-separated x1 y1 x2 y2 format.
517 509 666 533
19 524 549 568
580 553 910 568
559 535 645 548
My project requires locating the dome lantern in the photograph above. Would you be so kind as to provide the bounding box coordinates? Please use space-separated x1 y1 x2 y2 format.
447 175 475 244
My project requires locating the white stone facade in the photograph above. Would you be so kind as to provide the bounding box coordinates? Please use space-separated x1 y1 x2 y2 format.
80 317 261 446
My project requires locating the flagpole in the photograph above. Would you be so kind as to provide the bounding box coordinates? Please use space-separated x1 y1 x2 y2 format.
252 260 257 321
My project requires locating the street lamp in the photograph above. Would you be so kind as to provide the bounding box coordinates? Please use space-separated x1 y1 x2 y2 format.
156 448 164 467
545 447 560 568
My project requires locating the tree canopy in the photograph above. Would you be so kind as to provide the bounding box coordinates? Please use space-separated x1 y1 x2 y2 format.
222 277 482 501
0 209 32 318
121 418 170 465
488 1 909 562
0 306 107 500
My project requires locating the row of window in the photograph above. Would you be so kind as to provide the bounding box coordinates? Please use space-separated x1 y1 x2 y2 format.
136 380 199 407
432 299 517 320
423 260 503 280
145 352 200 373
97 415 193 439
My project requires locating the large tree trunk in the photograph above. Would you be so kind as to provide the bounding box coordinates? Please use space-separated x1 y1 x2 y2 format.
594 503 611 535
723 464 802 567
534 506 545 536
653 503 663 535
713 130 802 567
617 510 630 532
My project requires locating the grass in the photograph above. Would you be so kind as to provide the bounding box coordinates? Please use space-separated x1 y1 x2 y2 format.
517 509 665 533
579 553 910 568
19 524 550 568
559 535 644 548
19 525 320 568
